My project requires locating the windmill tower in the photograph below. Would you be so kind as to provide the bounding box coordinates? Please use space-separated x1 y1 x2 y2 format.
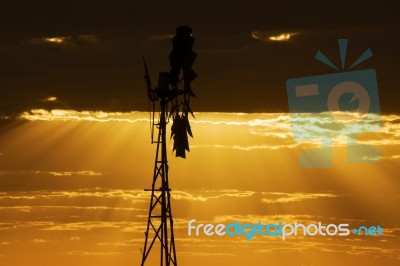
141 26 197 266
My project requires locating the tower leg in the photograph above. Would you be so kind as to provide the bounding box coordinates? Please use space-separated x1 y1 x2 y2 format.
141 99 177 266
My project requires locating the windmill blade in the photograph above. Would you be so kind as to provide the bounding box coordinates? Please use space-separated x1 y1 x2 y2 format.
185 103 195 118
184 83 196 97
143 56 152 91
171 116 189 158
184 116 193 138
169 103 180 118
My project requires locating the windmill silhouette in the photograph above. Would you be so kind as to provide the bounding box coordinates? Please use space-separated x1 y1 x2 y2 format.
141 26 197 266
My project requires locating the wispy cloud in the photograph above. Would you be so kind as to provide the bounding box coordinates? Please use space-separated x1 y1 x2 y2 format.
148 34 174 41
252 31 298 42
212 214 320 225
17 109 398 137
19 109 149 123
33 238 49 243
43 36 69 44
0 205 141 212
172 190 255 201
43 96 58 102
0 221 56 231
179 252 236 257
269 32 296 41
14 110 400 155
97 239 142 247
27 34 98 47
0 189 149 201
31 170 103 177
190 143 304 151
60 251 122 256
381 155 400 160
254 241 400 260
261 192 341 204
42 221 134 231
0 206 33 212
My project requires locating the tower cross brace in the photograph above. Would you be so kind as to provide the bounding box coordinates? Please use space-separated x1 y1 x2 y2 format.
141 91 180 266
141 25 196 266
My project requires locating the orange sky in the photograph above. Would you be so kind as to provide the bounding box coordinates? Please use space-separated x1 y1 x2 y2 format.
0 111 399 266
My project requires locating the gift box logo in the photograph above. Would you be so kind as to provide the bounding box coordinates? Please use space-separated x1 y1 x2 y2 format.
286 39 381 168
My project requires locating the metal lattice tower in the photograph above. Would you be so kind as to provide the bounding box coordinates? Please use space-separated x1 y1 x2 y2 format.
141 26 197 266
141 94 177 266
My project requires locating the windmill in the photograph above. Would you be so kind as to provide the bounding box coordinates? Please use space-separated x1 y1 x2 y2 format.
141 26 197 266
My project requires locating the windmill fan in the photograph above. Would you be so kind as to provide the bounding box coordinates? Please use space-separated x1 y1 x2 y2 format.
143 25 197 158
169 26 197 158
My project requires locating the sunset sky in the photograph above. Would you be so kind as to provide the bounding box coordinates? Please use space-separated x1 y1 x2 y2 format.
1 1 400 266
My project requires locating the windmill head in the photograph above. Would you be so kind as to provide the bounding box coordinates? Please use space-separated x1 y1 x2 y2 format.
143 26 197 159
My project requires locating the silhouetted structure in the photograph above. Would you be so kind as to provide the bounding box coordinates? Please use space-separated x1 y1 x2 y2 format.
141 26 197 266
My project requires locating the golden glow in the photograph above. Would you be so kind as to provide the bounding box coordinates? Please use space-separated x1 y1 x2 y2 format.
44 37 67 43
0 111 398 265
19 109 149 123
269 32 295 41
252 31 297 42
18 109 399 148
28 34 97 46
261 192 340 203
32 170 103 176
45 96 57 102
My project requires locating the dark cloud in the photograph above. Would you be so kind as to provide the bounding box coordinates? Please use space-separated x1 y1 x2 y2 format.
0 0 399 114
